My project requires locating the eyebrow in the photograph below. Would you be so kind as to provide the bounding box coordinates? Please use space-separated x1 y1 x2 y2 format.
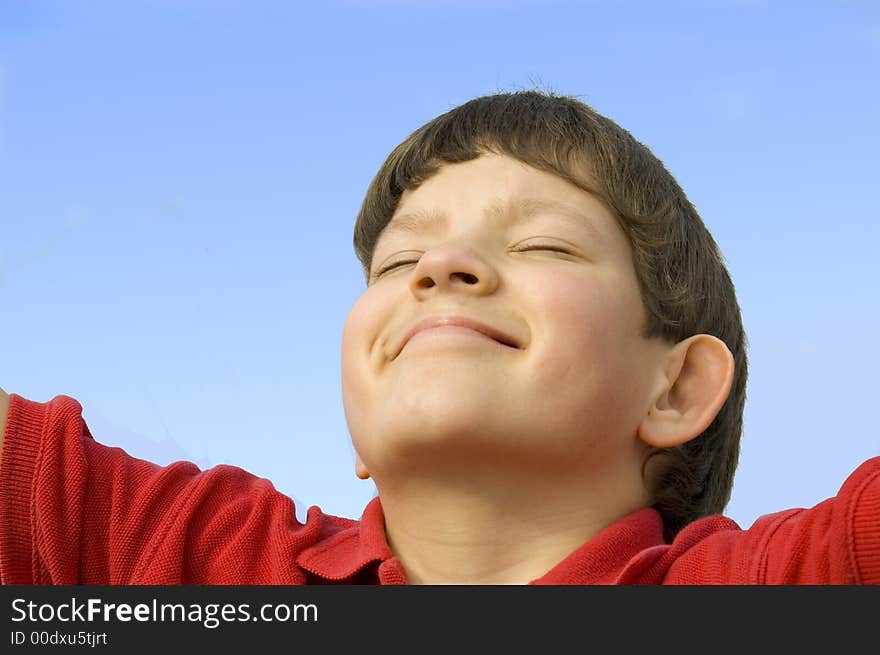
378 196 606 245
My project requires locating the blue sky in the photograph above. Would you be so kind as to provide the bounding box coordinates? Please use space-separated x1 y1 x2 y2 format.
1 0 877 529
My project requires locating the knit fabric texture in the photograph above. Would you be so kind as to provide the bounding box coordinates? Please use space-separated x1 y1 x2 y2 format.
2 394 878 584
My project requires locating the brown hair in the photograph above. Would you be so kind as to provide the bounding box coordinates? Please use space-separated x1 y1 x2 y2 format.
352 89 748 540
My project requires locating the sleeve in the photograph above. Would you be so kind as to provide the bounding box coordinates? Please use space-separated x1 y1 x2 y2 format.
750 456 880 584
659 457 880 584
0 394 313 584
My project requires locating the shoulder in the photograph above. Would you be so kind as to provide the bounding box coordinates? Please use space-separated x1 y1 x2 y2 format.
837 456 880 497
663 456 880 584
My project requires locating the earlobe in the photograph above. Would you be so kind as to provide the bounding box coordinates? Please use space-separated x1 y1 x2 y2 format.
638 334 735 449
355 453 371 480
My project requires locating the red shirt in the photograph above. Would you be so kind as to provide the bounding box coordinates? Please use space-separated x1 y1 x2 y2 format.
1 394 878 584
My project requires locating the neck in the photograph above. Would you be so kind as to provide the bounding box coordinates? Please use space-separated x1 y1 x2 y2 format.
376 468 647 585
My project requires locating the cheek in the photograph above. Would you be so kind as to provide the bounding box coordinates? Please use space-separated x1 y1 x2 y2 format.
538 271 638 340
341 287 392 437
519 272 651 449
526 271 646 389
342 286 391 361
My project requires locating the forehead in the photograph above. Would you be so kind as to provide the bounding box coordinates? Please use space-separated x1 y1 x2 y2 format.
377 155 615 247
379 196 608 246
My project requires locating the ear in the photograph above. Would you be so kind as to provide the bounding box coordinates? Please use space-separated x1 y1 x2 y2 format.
355 453 371 480
638 334 735 449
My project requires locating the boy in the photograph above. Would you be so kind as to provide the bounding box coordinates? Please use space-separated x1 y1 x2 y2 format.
0 90 877 584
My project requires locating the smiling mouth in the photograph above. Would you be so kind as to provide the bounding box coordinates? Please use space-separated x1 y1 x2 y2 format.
393 316 521 360
407 325 513 347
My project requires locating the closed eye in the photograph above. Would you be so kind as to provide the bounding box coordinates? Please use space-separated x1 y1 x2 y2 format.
512 244 574 255
375 259 420 277
373 244 576 280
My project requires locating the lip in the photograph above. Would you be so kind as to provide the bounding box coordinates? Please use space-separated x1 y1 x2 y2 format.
394 316 521 359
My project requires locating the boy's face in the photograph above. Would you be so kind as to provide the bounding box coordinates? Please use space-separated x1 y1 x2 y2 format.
341 154 669 483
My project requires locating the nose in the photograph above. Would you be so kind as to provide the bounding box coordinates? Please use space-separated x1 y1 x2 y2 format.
409 242 499 297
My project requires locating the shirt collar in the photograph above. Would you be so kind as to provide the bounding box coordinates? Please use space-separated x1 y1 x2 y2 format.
297 498 667 584
531 507 667 584
296 496 393 581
